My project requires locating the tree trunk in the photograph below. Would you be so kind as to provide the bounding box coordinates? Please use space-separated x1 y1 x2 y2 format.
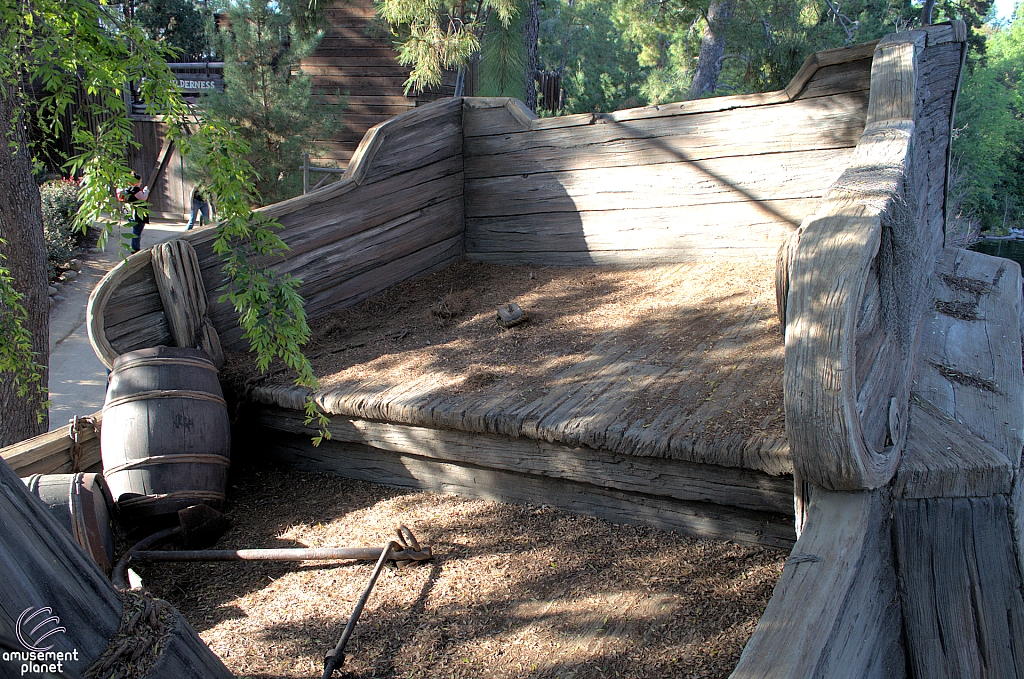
524 0 540 112
0 81 49 446
688 0 735 99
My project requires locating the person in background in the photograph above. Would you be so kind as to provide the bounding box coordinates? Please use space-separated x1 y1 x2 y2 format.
117 171 149 252
187 184 210 230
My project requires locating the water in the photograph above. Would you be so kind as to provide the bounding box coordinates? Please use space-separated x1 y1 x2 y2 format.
970 239 1024 269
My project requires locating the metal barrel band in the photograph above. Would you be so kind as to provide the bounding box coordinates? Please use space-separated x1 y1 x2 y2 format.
104 389 227 410
103 453 231 476
110 356 217 375
116 491 226 509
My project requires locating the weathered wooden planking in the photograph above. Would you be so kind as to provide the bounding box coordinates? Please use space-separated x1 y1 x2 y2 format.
783 30 965 491
256 181 464 299
90 249 173 368
892 396 1012 498
151 239 224 366
731 487 904 678
464 149 852 218
107 310 173 354
1 454 233 675
265 162 463 264
465 199 813 265
177 98 466 352
0 455 233 677
460 43 875 140
0 456 121 674
463 93 869 177
795 58 873 100
255 427 795 549
253 259 791 477
894 495 1024 678
1013 472 1024 583
1 412 103 476
299 212 465 318
911 248 1024 467
218 233 464 349
254 405 794 514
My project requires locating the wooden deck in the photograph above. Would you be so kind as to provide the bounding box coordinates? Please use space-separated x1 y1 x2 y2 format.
256 260 788 475
247 259 796 548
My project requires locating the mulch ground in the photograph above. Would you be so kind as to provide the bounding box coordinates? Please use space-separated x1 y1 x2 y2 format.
137 467 786 679
226 259 785 463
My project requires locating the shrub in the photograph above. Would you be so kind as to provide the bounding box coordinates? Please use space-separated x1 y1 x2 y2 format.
40 179 83 280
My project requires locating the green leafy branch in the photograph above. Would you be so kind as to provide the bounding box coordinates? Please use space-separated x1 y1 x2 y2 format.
2 0 330 444
0 244 49 422
177 117 331 445
378 0 520 93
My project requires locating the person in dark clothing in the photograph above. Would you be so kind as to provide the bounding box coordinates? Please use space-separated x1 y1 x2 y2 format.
117 171 150 252
186 185 210 230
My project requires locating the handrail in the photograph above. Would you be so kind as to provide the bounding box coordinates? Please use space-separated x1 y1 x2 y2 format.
783 25 966 490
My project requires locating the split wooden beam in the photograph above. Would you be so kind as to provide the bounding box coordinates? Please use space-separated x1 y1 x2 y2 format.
151 239 224 367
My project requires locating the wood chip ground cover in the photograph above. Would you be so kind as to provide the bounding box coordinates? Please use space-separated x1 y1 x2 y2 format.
232 259 785 470
138 468 785 678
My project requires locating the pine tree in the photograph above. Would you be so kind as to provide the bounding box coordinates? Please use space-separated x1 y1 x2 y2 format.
202 0 342 204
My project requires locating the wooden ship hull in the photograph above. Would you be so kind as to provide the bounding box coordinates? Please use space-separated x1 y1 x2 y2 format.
6 21 1024 677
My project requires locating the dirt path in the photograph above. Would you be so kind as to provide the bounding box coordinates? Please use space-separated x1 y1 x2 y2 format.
46 221 188 430
137 467 785 679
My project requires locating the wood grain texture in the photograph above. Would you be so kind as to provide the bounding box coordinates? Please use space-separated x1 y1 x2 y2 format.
85 97 466 361
1 412 103 476
732 487 904 678
0 455 120 674
254 405 794 515
784 29 964 491
894 495 1024 679
463 149 850 217
911 248 1024 467
88 249 168 369
463 94 868 175
465 199 817 265
255 426 795 549
251 258 791 477
459 62 871 265
893 396 1012 498
151 239 224 366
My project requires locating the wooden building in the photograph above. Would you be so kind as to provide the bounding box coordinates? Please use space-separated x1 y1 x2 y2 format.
300 0 461 165
128 0 455 218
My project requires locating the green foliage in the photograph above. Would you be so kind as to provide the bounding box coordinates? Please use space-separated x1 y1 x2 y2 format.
0 245 49 422
953 8 1024 231
1 0 330 442
479 8 529 97
178 116 331 441
377 0 521 93
202 0 343 205
537 0 924 115
137 0 214 61
40 179 84 280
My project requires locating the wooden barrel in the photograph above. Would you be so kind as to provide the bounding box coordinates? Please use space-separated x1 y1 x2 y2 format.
22 472 115 575
101 346 231 524
2 449 234 677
